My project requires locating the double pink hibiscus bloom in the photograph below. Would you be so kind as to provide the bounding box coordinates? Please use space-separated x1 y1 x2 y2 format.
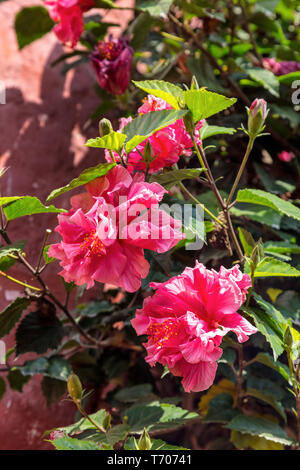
49 166 184 292
131 262 256 392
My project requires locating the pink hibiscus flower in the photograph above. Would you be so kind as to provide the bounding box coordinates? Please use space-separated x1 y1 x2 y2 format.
45 0 94 48
278 150 295 162
262 58 300 76
49 166 184 292
131 261 256 392
89 36 134 95
105 95 205 174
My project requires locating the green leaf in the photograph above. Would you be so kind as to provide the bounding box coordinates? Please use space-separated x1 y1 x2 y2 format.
288 326 300 361
253 257 300 278
244 67 279 97
46 356 72 381
3 197 65 220
236 188 300 222
0 298 30 339
245 388 286 421
0 197 23 207
0 241 26 259
230 430 284 450
43 245 56 265
46 162 115 202
183 89 237 122
16 311 66 355
263 241 300 255
136 0 174 17
124 401 199 433
251 352 290 383
56 410 107 435
150 168 204 190
19 357 49 376
106 424 130 446
51 437 100 450
7 368 31 392
253 292 287 325
238 227 256 257
132 80 184 109
115 384 153 403
0 377 5 400
225 415 294 445
122 110 187 153
231 204 282 228
200 124 236 140
203 394 239 423
0 241 27 272
278 71 300 85
76 300 115 318
15 6 54 49
242 306 284 359
85 132 126 152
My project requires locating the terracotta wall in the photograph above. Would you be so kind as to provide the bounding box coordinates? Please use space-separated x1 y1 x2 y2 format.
0 0 133 449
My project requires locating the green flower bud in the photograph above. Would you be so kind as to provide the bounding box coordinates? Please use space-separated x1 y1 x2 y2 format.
99 118 113 137
247 99 269 138
284 325 293 349
137 428 152 450
102 412 111 431
67 373 83 403
143 140 154 165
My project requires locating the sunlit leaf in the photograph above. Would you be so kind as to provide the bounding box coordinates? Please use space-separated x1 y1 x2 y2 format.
46 162 115 202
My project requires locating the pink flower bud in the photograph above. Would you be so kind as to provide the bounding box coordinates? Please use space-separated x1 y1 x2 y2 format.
249 98 268 119
247 98 269 137
50 430 64 440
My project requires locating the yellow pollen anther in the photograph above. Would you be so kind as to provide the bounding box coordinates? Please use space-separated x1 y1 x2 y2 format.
148 319 178 348
80 230 104 258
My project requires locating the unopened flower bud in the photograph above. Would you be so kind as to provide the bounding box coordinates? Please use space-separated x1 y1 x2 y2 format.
136 428 152 450
50 430 64 441
67 373 83 403
247 99 269 137
143 140 154 164
99 118 113 137
102 412 111 431
284 325 293 349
